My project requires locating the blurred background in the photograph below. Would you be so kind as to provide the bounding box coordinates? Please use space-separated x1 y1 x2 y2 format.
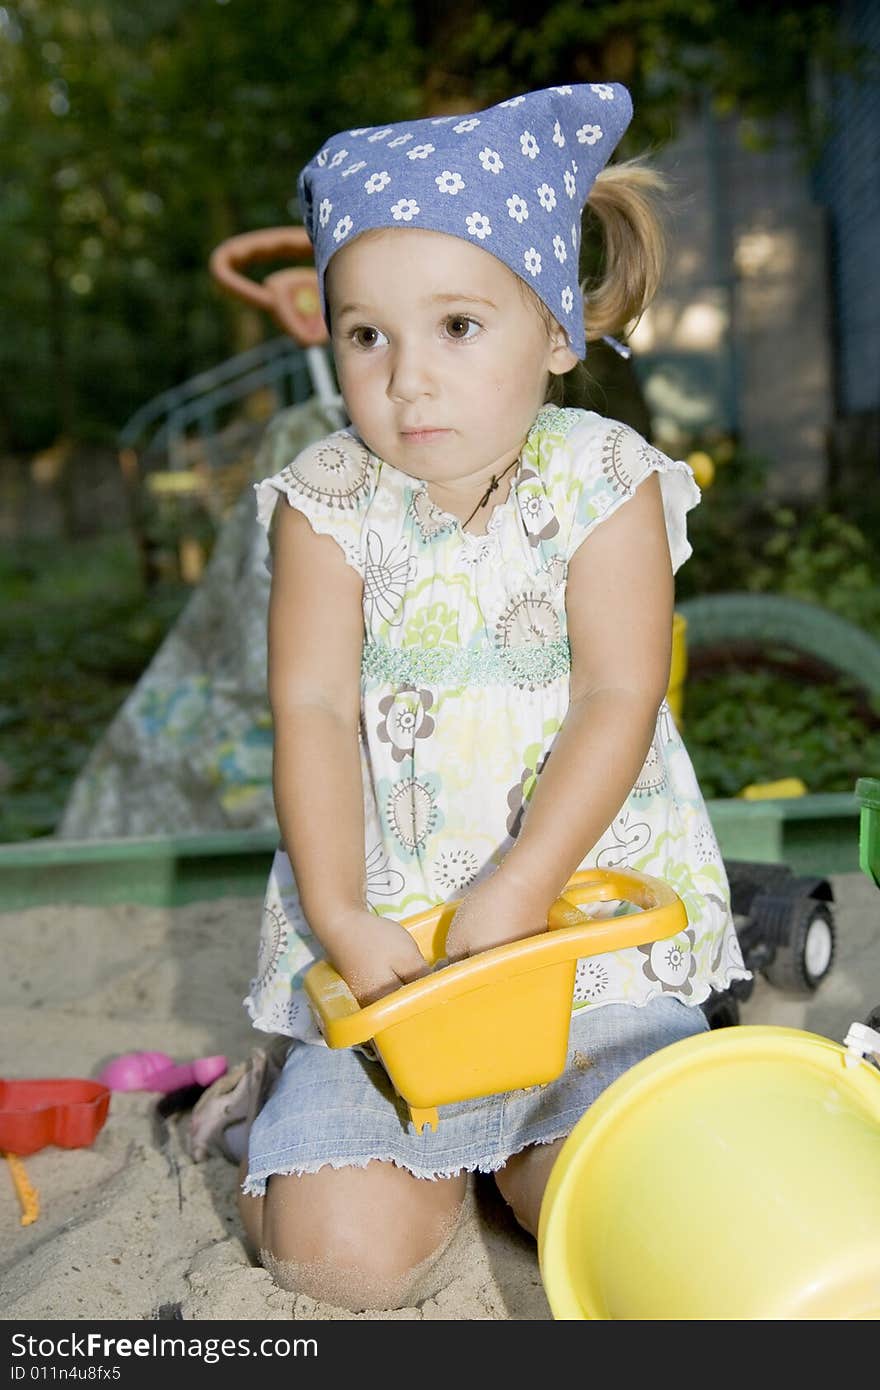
1 0 879 844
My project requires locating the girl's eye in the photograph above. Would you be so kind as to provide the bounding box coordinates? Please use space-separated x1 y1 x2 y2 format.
351 326 388 349
444 315 480 340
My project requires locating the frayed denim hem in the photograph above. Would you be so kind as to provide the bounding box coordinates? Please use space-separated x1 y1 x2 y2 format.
240 1121 577 1198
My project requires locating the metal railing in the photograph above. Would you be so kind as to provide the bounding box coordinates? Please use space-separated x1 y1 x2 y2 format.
118 335 324 468
116 336 342 586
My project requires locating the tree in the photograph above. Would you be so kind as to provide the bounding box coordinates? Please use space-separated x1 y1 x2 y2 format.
0 0 865 453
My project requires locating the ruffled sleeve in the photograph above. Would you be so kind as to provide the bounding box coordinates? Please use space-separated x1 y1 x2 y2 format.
253 429 378 576
540 411 701 575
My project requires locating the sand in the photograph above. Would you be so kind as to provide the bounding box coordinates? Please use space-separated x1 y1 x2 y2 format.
3 870 876 1322
0 896 552 1321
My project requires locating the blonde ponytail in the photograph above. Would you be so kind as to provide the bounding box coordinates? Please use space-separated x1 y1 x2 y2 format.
582 158 670 342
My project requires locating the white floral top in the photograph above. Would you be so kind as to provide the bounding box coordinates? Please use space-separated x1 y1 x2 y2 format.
245 405 749 1041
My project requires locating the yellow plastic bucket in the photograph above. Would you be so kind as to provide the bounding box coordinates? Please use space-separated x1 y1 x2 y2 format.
666 611 687 726
538 1025 880 1320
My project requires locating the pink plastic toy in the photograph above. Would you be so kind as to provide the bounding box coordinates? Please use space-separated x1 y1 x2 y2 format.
98 1052 227 1093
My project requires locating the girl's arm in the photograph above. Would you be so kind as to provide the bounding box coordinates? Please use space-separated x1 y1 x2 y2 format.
444 472 673 958
268 503 429 1002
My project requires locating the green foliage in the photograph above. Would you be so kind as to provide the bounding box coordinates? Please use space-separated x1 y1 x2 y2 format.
0 0 866 451
414 0 853 158
675 443 880 796
750 510 880 637
684 670 880 800
677 445 880 637
0 0 424 450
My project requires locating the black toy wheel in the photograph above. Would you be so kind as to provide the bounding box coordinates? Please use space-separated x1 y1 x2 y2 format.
701 989 741 1029
762 898 835 995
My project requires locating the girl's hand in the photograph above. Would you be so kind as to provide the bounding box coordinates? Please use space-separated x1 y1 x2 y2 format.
443 873 551 962
323 910 431 1006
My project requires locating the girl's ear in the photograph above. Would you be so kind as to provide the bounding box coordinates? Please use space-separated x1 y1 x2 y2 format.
548 329 580 377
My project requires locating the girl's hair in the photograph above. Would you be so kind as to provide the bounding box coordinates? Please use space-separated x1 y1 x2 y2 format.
582 155 670 343
530 154 670 404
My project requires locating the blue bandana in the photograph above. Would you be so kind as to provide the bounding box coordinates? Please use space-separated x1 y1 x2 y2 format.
298 82 633 360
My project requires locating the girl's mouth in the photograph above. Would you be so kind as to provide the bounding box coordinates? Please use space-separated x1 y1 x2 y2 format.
400 428 451 444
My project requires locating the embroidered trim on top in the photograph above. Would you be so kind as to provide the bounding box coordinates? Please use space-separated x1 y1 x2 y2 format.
361 637 571 688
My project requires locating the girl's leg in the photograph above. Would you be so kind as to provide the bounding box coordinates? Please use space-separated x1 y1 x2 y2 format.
238 1158 468 1311
493 1138 566 1238
493 998 711 1235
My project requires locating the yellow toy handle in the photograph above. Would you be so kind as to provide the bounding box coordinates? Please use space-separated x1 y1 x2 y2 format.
3 1152 39 1226
304 867 687 1050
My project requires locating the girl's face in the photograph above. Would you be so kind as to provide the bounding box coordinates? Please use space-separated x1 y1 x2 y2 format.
326 229 577 491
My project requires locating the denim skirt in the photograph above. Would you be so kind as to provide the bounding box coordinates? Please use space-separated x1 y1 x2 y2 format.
242 994 708 1195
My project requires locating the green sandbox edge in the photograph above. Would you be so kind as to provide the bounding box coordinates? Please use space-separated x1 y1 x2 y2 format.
0 795 862 911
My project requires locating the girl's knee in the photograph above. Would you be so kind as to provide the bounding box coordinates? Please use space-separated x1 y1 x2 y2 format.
258 1162 467 1311
259 1240 449 1311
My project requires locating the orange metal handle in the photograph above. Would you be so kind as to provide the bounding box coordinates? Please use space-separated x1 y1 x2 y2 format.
208 226 328 346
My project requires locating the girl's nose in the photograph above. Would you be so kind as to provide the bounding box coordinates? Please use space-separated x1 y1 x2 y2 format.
387 343 433 403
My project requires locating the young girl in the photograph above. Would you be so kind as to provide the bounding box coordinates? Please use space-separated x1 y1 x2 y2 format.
238 81 749 1311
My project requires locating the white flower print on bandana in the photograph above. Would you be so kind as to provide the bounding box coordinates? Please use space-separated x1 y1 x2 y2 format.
506 193 529 223
390 198 420 221
364 171 391 194
465 211 492 239
436 170 465 194
520 130 540 159
478 147 503 173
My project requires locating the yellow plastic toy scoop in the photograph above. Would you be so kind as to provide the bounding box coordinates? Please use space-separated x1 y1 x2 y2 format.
303 867 687 1132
